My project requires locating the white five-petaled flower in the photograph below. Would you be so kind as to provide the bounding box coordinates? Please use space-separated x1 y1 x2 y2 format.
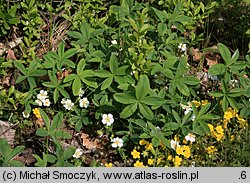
102 113 114 126
73 148 83 159
22 111 30 118
35 99 43 106
178 43 187 52
43 99 51 107
111 137 123 148
62 98 74 110
185 133 196 142
79 97 89 108
170 139 180 150
37 90 48 101
111 40 118 45
78 88 85 97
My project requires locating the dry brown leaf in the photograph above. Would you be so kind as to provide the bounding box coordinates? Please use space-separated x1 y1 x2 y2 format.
206 57 218 67
6 49 17 60
81 133 102 151
56 69 72 80
192 47 203 61
13 148 35 165
35 118 45 127
0 120 16 146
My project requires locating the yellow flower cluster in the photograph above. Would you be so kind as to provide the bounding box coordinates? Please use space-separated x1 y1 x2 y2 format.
205 146 217 154
208 124 224 141
131 149 140 159
223 108 248 128
173 156 182 167
176 145 191 158
134 160 145 167
236 114 248 128
105 163 113 167
139 139 153 151
32 108 41 118
191 100 209 108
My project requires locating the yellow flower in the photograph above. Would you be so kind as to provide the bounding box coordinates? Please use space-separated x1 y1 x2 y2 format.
145 143 153 151
139 139 147 145
182 145 191 158
156 157 163 165
182 139 188 144
167 155 173 161
131 149 140 159
192 100 201 108
201 100 208 106
176 146 184 155
224 111 233 121
206 146 217 154
215 126 224 134
230 135 234 141
173 156 182 167
33 108 41 118
105 163 113 167
236 114 248 128
142 151 149 157
208 124 214 132
134 160 144 167
147 159 154 166
215 133 224 141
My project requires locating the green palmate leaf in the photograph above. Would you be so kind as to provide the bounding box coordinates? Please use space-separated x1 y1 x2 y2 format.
120 103 137 118
183 77 200 85
63 147 76 160
136 75 150 100
77 59 86 74
7 146 25 161
63 48 77 59
39 108 50 130
109 54 118 74
197 103 211 118
54 130 72 139
218 43 231 65
230 49 239 64
222 96 228 112
227 97 239 112
139 103 154 120
208 63 226 75
101 77 113 90
58 42 65 59
199 121 210 134
176 81 189 96
208 92 223 97
201 114 220 120
72 77 81 96
0 138 11 158
14 61 26 75
64 74 77 82
114 93 136 104
140 96 165 106
36 128 49 137
172 109 181 124
50 112 63 132
163 122 179 130
128 17 138 32
80 22 90 39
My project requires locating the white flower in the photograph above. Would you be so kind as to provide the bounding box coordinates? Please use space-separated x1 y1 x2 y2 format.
102 113 114 126
79 97 89 108
35 99 43 106
111 137 123 148
185 133 196 142
61 98 67 104
73 148 83 159
78 88 85 97
111 40 117 45
22 111 30 118
178 43 187 52
190 114 196 121
170 139 180 150
63 99 74 110
229 79 238 88
43 99 51 107
37 90 48 101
